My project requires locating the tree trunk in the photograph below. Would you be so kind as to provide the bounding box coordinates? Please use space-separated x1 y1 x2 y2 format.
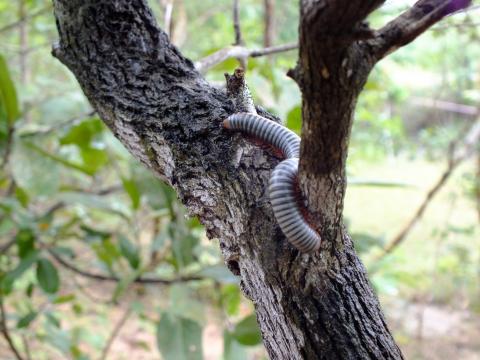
51 0 470 358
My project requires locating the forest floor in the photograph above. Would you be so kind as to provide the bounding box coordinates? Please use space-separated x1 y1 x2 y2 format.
387 301 480 360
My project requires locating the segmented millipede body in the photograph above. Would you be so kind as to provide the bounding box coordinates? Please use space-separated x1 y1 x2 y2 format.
223 113 321 253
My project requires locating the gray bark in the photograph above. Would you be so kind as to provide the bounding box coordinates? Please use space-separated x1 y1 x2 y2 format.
51 0 470 358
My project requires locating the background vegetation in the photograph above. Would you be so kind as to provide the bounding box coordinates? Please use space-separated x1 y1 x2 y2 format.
0 0 479 359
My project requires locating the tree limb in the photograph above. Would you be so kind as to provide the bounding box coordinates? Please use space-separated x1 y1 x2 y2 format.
160 0 173 37
98 306 132 360
263 0 275 47
0 5 52 34
48 249 203 284
232 0 243 46
0 299 25 360
476 150 480 222
194 43 297 73
1 127 15 170
377 118 480 260
368 0 472 61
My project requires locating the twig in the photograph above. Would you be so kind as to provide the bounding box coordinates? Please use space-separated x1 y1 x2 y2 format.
162 0 173 37
410 97 478 116
72 276 111 304
98 306 132 360
37 184 122 220
12 42 52 57
1 127 15 170
21 335 31 360
368 0 473 61
476 151 480 222
194 42 297 73
0 5 52 34
233 0 243 46
376 119 480 260
0 299 25 360
412 97 479 116
48 249 202 284
232 0 247 69
263 0 275 47
19 0 29 86
0 238 17 255
250 43 298 57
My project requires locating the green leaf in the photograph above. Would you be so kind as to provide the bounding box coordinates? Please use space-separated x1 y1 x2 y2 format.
80 225 110 242
16 228 35 258
171 232 199 270
169 284 205 324
26 282 34 297
1 250 39 294
45 312 61 328
15 186 30 208
36 258 60 294
53 294 76 304
118 234 140 269
156 313 203 360
122 177 141 209
17 311 38 329
60 117 104 148
72 303 83 315
26 142 95 176
80 147 108 174
151 226 169 252
92 238 121 268
221 284 241 316
286 105 302 134
231 315 262 346
0 54 20 125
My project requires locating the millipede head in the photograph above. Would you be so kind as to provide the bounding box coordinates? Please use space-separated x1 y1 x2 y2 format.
222 119 231 129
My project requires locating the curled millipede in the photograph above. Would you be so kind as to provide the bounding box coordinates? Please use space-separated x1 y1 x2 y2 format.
223 113 321 253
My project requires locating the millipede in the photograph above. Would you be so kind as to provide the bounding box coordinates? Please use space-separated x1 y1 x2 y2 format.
223 113 321 253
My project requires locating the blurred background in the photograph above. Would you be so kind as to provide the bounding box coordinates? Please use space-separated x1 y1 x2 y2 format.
0 0 479 359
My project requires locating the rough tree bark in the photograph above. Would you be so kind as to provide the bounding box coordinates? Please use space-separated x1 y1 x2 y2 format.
51 0 471 359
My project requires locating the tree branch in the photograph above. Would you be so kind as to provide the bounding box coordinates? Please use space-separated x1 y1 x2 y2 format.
263 0 275 47
194 43 297 73
0 299 25 360
368 0 472 61
232 0 243 46
377 118 480 260
98 306 132 360
1 127 15 170
161 0 173 37
48 249 203 284
0 5 52 34
476 150 480 222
